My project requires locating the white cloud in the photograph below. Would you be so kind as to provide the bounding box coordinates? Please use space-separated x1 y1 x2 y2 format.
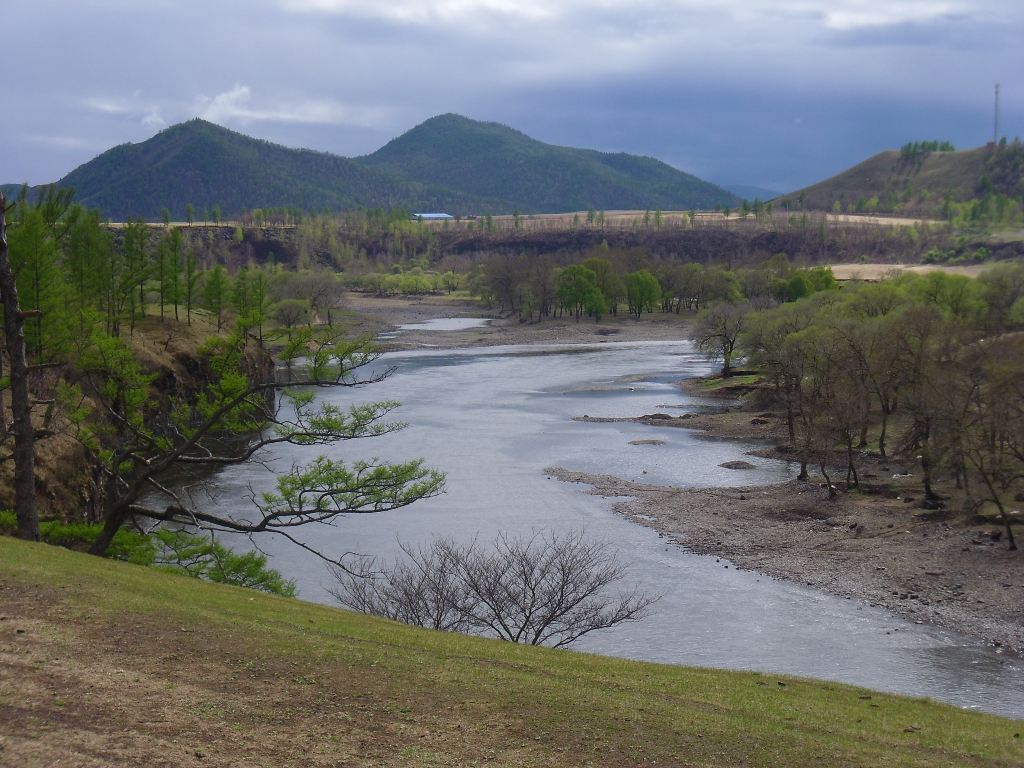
25 134 96 151
84 94 167 127
817 1 964 30
141 108 167 127
280 0 556 25
194 84 392 127
83 97 134 115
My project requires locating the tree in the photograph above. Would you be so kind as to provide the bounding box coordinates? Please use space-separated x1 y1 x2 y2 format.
273 297 310 328
0 192 38 540
695 301 751 377
183 246 199 325
557 264 603 321
943 338 1023 550
441 271 461 295
8 205 65 357
330 530 657 647
582 257 623 316
66 331 445 560
202 265 229 331
121 218 150 333
624 270 660 318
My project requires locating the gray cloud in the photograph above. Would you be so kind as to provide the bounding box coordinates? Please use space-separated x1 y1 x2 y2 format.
4 0 1021 191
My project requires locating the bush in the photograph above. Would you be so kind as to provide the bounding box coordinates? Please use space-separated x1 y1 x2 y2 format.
0 512 294 596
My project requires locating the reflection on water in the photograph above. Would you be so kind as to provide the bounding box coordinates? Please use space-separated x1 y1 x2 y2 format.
175 340 1024 719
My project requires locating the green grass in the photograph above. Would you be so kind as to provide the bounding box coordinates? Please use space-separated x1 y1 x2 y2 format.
2 535 1021 767
699 373 762 392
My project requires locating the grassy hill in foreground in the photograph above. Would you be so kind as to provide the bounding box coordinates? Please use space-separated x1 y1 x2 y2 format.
1 536 1020 767
777 143 1024 217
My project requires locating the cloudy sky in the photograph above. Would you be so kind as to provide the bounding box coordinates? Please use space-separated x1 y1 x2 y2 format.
6 0 1022 193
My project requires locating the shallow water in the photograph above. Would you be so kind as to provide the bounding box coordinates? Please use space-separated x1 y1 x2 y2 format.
182 340 1024 719
397 317 492 331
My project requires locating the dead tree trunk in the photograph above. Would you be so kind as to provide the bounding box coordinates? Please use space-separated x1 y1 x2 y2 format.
0 193 39 540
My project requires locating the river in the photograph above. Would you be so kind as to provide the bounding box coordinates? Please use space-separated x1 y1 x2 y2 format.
185 337 1024 719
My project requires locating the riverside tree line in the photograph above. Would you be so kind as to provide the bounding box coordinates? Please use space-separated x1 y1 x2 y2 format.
697 264 1024 550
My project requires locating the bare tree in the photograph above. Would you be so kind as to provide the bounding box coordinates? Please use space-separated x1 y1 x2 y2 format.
329 539 473 632
330 531 657 648
694 301 752 377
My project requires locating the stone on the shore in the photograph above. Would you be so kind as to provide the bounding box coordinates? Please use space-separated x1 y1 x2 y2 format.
720 460 756 470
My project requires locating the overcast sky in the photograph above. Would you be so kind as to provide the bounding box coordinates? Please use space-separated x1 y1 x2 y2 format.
5 0 1022 193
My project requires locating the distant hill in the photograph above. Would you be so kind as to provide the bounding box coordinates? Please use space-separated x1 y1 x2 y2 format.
723 184 781 202
53 120 442 220
6 116 738 220
361 113 737 214
776 143 1024 216
1 183 25 201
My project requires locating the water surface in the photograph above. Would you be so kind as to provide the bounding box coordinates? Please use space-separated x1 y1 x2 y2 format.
185 341 1024 719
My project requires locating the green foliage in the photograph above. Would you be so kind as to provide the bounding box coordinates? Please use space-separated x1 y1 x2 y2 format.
7 204 69 358
151 530 295 596
272 297 311 328
0 512 294 595
260 456 444 520
624 270 661 318
900 140 955 159
556 264 605 321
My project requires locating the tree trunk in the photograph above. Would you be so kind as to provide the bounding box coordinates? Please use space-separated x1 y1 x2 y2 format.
996 502 1018 551
858 388 871 448
0 194 39 540
88 510 123 556
821 462 836 499
89 470 129 556
878 408 889 458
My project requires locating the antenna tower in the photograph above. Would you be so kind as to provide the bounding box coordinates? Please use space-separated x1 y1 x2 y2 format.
994 83 1001 144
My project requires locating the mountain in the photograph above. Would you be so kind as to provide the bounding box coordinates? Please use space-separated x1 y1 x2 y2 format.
361 113 737 213
1 184 25 201
723 183 781 202
8 116 738 220
775 143 1023 216
54 120 446 220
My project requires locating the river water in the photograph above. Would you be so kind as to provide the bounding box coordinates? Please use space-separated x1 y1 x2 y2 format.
188 338 1024 718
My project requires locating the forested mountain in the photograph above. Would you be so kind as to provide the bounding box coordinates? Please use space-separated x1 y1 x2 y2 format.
5 116 738 220
360 113 737 213
776 141 1024 219
53 120 440 220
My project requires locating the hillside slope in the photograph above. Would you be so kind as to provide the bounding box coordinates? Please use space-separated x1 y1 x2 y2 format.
2 536 1021 767
56 119 445 220
361 113 737 213
777 143 1024 216
9 116 738 220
